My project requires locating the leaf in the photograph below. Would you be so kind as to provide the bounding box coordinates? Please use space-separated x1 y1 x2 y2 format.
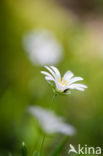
49 136 69 156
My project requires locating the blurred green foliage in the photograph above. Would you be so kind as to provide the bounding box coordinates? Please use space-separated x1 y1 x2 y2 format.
0 0 103 155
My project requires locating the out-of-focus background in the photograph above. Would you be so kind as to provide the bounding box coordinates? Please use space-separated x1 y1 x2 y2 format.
0 0 103 155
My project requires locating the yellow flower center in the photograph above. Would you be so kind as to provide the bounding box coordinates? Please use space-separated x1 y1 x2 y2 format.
58 78 68 86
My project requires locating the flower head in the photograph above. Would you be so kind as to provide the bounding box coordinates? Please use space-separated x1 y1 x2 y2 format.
28 106 76 135
41 66 88 95
23 29 63 66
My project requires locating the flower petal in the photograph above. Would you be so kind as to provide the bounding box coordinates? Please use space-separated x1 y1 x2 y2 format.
41 71 54 81
76 88 85 91
28 106 76 135
63 70 74 81
68 83 88 91
50 66 61 79
44 66 56 79
68 77 83 85
45 76 55 81
58 123 76 135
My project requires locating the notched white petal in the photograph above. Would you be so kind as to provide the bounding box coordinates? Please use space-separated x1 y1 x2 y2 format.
50 66 61 79
74 87 85 91
44 66 56 79
68 77 83 85
68 83 88 91
63 70 74 81
41 71 54 80
45 76 54 81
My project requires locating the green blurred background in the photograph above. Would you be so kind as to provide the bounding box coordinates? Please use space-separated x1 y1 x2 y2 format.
0 0 103 155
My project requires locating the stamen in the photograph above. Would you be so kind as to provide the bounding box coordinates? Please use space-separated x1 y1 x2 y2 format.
58 78 68 86
58 78 62 83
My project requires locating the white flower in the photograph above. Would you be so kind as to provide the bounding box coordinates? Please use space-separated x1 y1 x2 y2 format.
41 66 88 94
28 106 76 135
23 29 63 66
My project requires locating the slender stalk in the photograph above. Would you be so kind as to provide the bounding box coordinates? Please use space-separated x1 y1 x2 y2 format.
51 93 57 104
39 93 56 156
49 93 57 109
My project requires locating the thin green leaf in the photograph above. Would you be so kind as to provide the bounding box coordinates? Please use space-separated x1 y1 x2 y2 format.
49 136 69 156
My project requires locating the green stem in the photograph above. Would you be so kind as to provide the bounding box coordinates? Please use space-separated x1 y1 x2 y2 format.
39 93 56 156
49 93 57 109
